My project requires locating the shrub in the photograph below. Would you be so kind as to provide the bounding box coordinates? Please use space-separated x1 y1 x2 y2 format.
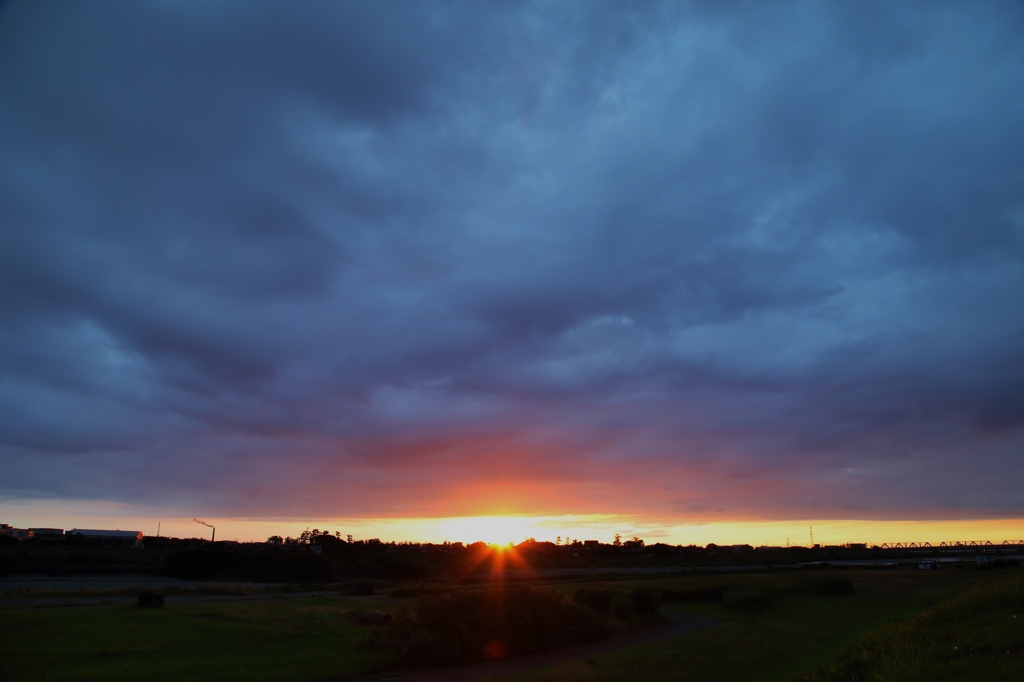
813 576 855 596
165 547 333 582
366 586 608 668
661 585 730 603
354 610 392 626
628 587 661 616
392 583 453 598
572 587 614 616
610 595 633 620
137 590 165 608
724 589 774 613
404 630 462 667
352 579 375 595
981 558 1020 569
788 576 854 596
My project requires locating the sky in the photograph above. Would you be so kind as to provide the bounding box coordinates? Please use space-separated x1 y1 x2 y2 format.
1 1 1023 545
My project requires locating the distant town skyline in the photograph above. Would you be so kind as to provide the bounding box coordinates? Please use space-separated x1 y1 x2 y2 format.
4 504 1023 549
1 3 1023 541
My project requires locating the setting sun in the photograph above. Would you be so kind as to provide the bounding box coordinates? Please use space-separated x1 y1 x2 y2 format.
437 516 547 546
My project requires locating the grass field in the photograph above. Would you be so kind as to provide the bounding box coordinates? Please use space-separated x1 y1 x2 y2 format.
494 567 1023 681
1 566 1020 681
799 575 1024 681
0 596 388 681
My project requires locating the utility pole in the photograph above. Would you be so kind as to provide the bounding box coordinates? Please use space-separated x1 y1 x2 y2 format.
157 521 161 538
810 526 814 547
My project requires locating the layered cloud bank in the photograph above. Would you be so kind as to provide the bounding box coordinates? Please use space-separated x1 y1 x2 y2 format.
1 2 1023 523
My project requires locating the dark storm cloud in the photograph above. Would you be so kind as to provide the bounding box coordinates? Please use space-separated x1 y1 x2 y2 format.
2 1 1023 519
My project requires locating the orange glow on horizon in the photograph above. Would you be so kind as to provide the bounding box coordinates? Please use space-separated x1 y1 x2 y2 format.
194 515 1024 547
4 499 1023 547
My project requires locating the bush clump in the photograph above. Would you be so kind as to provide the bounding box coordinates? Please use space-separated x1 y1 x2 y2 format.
628 587 661 616
787 576 855 597
392 583 453 598
724 589 774 613
978 558 1020 570
166 547 333 582
137 590 165 608
573 587 660 621
354 610 392 626
365 586 608 668
610 595 633 620
351 579 375 595
811 576 855 596
572 587 614 616
661 585 730 603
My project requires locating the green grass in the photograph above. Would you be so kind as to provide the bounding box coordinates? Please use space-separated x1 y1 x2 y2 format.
798 575 1024 681
0 597 387 681
3 567 1019 681
492 568 1022 681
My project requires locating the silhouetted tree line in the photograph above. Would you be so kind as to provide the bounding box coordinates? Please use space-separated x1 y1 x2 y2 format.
0 544 165 577
6 528 1001 581
165 547 334 582
163 544 430 582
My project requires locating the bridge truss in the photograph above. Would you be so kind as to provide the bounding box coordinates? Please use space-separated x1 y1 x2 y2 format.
878 540 1024 549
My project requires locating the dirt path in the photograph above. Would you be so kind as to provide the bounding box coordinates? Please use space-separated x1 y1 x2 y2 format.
369 612 716 682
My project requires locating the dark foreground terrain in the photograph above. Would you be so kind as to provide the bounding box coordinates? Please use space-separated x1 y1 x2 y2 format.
2 558 1021 681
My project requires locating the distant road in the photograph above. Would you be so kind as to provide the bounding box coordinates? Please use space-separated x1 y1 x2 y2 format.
0 574 217 593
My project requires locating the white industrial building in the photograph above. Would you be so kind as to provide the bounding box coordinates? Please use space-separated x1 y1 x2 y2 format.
67 529 144 547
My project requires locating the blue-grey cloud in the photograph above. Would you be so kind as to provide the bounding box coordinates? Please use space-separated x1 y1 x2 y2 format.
1 0 1023 520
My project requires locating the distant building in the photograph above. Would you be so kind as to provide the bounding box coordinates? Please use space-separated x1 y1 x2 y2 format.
583 540 599 548
29 528 64 537
67 529 143 547
0 524 30 540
